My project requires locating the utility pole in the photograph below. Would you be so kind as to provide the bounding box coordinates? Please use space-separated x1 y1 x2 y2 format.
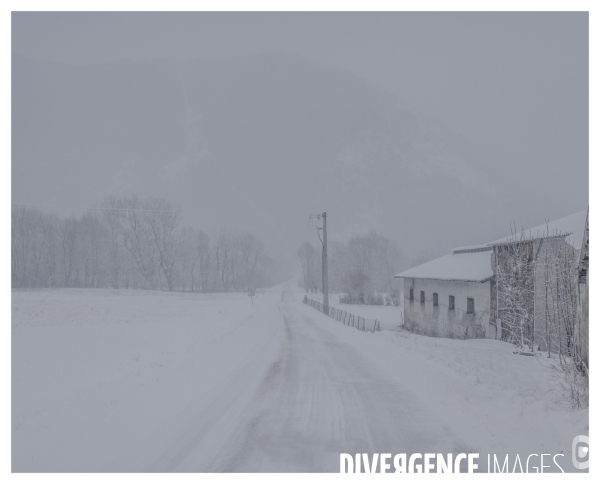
309 211 329 310
322 212 329 309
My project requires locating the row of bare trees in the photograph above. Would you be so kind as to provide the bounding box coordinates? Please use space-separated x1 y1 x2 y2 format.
12 195 275 292
297 231 404 297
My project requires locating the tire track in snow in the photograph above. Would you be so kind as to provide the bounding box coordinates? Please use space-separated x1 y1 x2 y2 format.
209 285 461 472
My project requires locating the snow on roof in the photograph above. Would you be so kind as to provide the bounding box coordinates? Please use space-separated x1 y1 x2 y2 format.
486 210 587 250
395 209 586 284
394 248 493 282
451 244 490 253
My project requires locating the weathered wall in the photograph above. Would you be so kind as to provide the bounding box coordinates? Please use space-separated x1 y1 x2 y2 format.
402 277 496 339
576 278 589 368
576 214 589 369
575 210 590 370
533 238 578 353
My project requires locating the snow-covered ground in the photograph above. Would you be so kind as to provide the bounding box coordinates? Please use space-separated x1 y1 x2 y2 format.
12 284 588 472
311 291 588 469
322 293 404 331
12 288 282 471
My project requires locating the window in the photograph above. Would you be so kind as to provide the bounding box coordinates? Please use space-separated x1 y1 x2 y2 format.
467 297 475 314
449 295 455 310
433 293 438 306
420 291 425 304
409 289 414 302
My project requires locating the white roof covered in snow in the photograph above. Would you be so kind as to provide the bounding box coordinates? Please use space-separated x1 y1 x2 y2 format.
396 209 587 283
487 210 587 250
451 244 490 253
394 248 493 282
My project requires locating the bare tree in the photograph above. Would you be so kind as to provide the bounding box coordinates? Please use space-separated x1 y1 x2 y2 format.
120 196 158 289
239 231 265 290
11 195 276 294
215 229 235 291
144 197 182 291
495 234 536 352
58 217 79 287
344 232 403 297
296 241 312 291
40 212 59 287
537 236 586 408
79 212 108 288
347 233 376 295
495 227 587 408
100 195 124 289
12 206 41 287
297 241 321 293
196 230 211 291
176 226 199 291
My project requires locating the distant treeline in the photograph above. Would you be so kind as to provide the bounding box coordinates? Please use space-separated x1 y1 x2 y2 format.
12 195 276 292
297 232 404 297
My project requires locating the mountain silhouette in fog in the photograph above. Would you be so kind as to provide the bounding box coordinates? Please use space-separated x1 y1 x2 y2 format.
12 51 509 259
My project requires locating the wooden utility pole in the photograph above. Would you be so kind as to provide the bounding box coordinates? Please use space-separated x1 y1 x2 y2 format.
310 211 329 310
322 212 329 309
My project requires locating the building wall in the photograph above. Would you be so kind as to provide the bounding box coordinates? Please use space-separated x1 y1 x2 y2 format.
532 238 578 352
491 237 581 352
576 213 589 369
402 277 496 339
576 277 589 368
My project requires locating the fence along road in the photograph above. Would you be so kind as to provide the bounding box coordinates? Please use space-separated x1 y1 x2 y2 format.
303 296 381 332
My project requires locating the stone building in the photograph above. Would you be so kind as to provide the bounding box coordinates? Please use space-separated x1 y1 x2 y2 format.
488 210 587 352
396 210 588 345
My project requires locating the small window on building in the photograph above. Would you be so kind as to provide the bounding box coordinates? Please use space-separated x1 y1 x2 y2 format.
433 293 438 306
467 297 475 314
409 288 414 302
449 295 455 310
420 291 425 304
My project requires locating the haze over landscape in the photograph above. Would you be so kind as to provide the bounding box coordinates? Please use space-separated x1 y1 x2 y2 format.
11 11 589 473
12 12 588 271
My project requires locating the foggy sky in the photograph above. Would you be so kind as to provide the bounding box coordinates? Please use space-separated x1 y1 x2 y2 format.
12 11 588 264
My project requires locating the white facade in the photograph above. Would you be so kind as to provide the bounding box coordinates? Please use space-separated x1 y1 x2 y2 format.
396 247 496 339
402 278 495 339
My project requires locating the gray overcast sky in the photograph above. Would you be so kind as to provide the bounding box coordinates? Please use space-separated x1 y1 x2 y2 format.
12 11 588 186
11 11 588 262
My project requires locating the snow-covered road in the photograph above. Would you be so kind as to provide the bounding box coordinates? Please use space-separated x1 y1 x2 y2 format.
12 283 587 472
105 284 460 472
208 286 459 472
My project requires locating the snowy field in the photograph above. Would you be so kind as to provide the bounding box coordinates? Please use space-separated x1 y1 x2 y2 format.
12 284 588 472
12 288 282 471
